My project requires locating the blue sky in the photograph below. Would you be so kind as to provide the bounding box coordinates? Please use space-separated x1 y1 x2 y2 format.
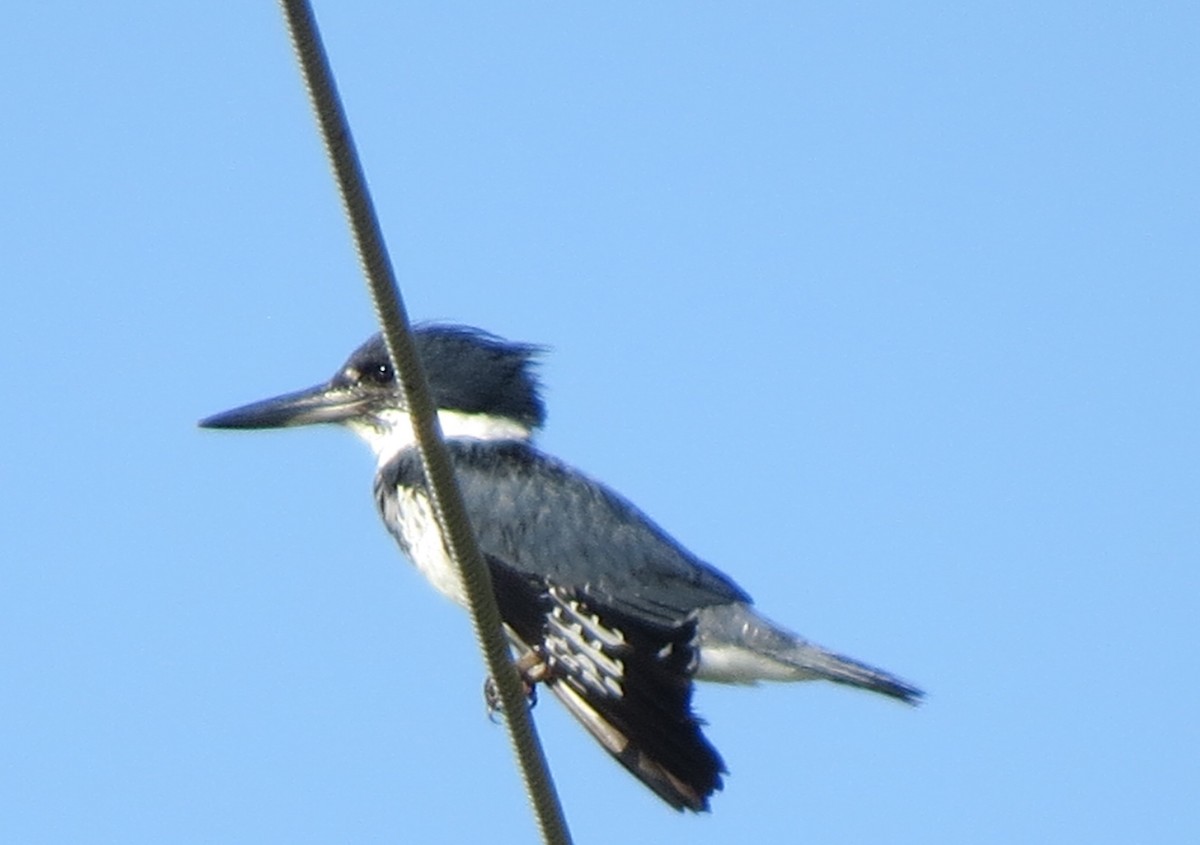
3 3 1197 843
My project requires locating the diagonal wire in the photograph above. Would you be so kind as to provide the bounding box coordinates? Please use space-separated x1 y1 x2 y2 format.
276 3 573 843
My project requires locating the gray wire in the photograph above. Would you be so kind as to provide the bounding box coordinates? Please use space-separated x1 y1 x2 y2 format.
276 3 573 842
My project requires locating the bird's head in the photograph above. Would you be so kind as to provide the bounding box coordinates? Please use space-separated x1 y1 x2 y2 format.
200 324 545 463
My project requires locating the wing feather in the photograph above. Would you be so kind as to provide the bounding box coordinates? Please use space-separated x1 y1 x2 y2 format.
488 559 725 811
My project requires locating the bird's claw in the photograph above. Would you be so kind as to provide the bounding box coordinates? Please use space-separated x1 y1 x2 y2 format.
484 649 549 722
484 676 538 722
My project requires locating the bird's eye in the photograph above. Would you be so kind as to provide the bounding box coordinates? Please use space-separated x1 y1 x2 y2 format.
365 362 392 385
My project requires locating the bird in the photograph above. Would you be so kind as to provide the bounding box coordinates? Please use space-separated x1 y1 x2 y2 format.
199 324 922 811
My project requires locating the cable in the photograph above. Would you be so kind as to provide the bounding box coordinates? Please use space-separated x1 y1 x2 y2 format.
276 3 573 843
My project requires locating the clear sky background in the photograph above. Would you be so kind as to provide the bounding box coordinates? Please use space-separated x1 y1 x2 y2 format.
3 3 1197 843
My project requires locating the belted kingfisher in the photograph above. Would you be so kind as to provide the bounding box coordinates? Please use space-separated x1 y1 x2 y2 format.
200 324 921 811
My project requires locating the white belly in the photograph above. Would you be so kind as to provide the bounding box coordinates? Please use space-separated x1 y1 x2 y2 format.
694 642 816 684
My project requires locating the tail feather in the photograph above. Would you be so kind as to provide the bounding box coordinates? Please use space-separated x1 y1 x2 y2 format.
778 643 924 703
694 603 924 704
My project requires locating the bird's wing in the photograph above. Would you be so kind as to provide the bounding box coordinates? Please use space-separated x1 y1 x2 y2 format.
382 439 750 624
379 441 739 809
488 559 724 811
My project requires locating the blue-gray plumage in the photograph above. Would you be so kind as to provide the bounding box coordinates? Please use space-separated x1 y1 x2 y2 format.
200 324 922 812
380 439 749 622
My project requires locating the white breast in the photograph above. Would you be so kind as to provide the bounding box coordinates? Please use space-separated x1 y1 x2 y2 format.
380 486 468 606
360 409 531 606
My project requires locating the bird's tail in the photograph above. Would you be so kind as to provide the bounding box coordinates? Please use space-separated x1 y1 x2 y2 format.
693 603 924 704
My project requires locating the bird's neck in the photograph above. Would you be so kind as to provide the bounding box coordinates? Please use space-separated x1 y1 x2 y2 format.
348 408 532 468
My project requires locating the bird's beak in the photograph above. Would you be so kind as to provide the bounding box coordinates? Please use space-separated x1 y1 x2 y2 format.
199 381 369 431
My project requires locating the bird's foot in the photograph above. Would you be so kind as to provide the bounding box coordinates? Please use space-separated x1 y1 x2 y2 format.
484 649 549 722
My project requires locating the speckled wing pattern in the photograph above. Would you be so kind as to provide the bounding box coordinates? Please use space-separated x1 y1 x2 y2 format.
488 561 724 811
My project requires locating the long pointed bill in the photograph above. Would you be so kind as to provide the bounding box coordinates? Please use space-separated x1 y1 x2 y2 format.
199 381 369 430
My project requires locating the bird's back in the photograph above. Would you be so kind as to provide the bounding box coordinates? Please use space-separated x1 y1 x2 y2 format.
375 439 751 623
